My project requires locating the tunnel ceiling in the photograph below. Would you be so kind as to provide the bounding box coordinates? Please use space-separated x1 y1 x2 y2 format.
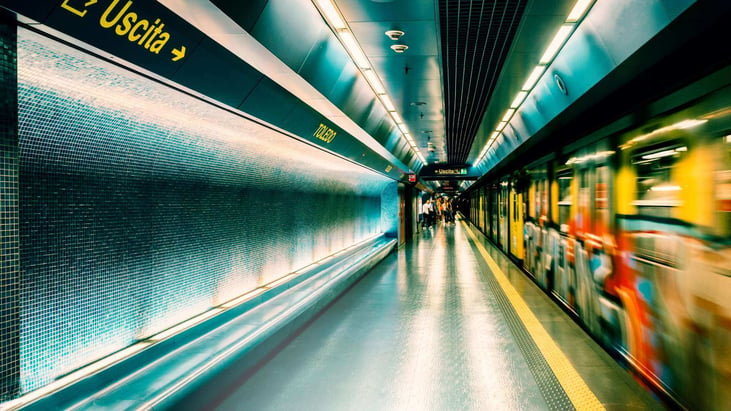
159 0 577 189
328 0 575 170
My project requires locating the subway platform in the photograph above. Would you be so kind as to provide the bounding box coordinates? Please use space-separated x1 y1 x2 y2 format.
171 217 665 410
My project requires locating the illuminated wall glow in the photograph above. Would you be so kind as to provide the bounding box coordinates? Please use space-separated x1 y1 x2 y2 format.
15 28 392 394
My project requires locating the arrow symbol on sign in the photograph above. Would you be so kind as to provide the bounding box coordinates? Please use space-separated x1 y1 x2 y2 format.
61 0 98 17
171 46 186 61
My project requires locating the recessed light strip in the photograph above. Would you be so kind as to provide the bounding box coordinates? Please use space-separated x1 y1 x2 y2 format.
312 0 425 166
315 0 346 29
539 25 573 64
567 0 594 22
363 69 385 94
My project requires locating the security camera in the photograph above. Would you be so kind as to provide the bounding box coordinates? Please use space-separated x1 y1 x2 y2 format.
385 30 405 41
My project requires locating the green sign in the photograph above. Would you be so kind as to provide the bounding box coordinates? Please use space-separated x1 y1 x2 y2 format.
434 167 467 175
6 0 203 77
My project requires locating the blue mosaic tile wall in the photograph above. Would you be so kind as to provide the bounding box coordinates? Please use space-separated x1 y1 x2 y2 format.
381 182 399 238
12 28 394 395
0 12 20 401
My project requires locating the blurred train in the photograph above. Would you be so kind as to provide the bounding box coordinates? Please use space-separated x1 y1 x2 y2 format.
465 68 730 409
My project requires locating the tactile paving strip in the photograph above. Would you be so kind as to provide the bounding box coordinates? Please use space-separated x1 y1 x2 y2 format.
482 269 576 410
463 222 605 410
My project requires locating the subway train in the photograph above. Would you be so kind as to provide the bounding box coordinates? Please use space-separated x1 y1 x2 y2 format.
464 67 730 409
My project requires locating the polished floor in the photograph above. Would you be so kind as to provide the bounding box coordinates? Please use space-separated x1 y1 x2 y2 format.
187 218 665 410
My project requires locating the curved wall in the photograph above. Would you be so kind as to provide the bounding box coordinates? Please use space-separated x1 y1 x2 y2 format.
15 29 393 393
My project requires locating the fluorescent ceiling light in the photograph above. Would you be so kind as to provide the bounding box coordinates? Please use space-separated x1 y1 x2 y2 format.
339 31 370 69
522 65 546 90
567 0 593 23
380 94 396 112
391 111 403 124
490 131 500 140
398 123 409 134
316 0 346 29
502 109 515 122
496 121 507 132
539 25 573 64
363 69 385 94
510 91 528 108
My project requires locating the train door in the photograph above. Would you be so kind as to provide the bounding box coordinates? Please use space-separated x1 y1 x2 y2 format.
525 169 549 286
479 187 486 232
499 179 509 251
509 179 525 260
554 167 574 307
490 183 499 242
573 151 616 336
482 186 489 234
591 156 623 347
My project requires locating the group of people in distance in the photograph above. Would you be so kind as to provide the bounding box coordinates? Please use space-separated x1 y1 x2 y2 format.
421 196 455 228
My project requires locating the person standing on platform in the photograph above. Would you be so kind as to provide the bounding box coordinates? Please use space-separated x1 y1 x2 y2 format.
422 199 432 228
444 198 453 223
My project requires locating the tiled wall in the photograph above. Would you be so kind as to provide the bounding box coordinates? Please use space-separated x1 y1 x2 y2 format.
9 28 394 395
0 12 19 401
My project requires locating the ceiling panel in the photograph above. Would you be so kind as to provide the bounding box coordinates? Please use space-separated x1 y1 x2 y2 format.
439 0 528 164
336 0 446 164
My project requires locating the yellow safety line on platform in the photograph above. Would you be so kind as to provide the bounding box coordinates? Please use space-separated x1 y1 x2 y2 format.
462 222 605 410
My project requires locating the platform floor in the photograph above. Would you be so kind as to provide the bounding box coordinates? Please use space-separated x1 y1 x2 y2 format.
190 218 665 410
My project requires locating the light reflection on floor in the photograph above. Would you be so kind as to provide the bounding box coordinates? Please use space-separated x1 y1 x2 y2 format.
200 220 662 410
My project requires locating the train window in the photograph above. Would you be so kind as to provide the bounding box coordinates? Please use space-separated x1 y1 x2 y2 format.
538 178 549 218
491 185 499 240
632 141 686 217
530 169 548 222
500 180 510 248
557 171 572 232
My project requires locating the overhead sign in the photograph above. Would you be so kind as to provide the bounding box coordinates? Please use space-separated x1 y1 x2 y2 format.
418 164 479 180
6 0 203 77
63 0 187 61
434 167 468 175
